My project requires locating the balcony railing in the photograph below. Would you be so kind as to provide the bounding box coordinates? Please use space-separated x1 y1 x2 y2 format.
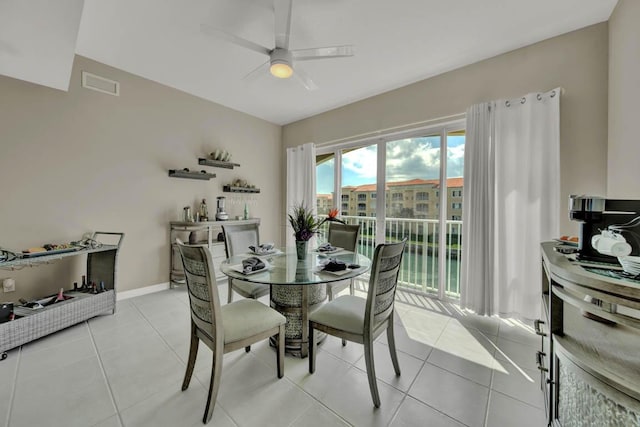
318 215 462 299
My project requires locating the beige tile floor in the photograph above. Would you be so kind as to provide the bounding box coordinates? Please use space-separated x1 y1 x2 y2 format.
0 283 546 427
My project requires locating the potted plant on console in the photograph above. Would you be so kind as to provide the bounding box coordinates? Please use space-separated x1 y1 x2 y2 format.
288 204 343 260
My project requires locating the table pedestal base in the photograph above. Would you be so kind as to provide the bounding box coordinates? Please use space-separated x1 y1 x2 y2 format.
270 283 327 358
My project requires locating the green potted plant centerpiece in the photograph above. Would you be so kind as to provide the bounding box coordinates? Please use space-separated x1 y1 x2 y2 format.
288 204 342 260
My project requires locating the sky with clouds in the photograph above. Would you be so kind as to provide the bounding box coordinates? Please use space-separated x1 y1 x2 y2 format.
317 136 465 194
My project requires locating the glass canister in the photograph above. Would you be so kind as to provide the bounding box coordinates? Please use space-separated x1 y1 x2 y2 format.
183 206 193 222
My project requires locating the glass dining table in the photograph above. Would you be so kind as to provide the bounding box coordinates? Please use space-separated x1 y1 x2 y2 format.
220 247 372 357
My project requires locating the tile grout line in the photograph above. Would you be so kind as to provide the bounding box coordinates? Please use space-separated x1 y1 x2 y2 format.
490 388 545 412
4 347 21 427
250 347 354 427
129 288 544 427
273 346 359 426
400 313 496 427
384 315 443 427
86 320 125 427
132 292 247 426
129 292 191 365
392 315 478 427
332 312 450 427
106 296 195 423
484 358 496 427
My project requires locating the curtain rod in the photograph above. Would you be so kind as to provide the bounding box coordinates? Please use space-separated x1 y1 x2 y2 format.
316 112 466 149
503 87 564 107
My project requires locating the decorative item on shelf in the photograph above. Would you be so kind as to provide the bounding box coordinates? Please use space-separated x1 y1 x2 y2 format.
183 206 194 222
199 199 209 221
215 196 229 220
169 168 216 180
0 302 13 324
223 178 260 193
288 204 344 260
211 149 231 162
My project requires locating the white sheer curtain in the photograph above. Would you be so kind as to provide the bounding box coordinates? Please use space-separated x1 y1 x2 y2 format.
286 142 316 247
460 102 495 315
461 89 560 320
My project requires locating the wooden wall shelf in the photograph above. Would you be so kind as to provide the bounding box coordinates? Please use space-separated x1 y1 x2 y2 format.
198 158 240 169
223 185 260 193
168 169 216 180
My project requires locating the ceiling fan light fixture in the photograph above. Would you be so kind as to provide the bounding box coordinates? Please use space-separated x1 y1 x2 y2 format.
269 48 293 78
270 61 293 78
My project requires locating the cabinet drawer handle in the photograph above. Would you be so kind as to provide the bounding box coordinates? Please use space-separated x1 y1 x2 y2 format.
536 351 549 373
534 319 547 337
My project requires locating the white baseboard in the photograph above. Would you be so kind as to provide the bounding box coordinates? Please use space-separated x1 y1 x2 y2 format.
117 282 170 301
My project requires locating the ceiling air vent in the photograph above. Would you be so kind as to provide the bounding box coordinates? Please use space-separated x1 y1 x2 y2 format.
81 71 120 96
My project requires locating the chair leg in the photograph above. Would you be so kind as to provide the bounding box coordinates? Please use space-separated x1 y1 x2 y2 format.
349 278 355 295
386 319 401 376
277 324 285 378
363 340 381 408
227 280 233 304
308 322 316 373
182 323 199 391
341 283 350 347
203 348 223 424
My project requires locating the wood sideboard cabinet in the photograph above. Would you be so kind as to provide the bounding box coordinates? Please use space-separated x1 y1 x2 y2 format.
169 218 260 287
539 242 640 426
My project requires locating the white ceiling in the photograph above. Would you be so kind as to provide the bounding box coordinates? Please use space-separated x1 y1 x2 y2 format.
0 0 84 91
1 0 618 125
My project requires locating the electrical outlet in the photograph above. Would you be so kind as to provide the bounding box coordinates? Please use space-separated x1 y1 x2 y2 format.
3 278 15 292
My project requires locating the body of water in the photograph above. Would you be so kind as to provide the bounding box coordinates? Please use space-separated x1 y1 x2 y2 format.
356 242 460 297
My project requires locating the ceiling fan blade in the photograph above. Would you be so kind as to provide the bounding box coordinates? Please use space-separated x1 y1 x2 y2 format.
274 0 293 50
292 45 354 61
242 60 270 82
293 67 319 91
200 23 270 56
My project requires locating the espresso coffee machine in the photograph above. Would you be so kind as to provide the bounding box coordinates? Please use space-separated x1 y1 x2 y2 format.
569 195 640 263
215 196 229 221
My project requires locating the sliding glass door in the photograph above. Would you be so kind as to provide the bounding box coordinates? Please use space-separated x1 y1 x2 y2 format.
385 133 442 294
316 122 465 300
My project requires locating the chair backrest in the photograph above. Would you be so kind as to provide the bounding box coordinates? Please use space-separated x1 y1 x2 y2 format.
364 239 407 334
176 242 223 348
327 222 361 252
222 223 260 257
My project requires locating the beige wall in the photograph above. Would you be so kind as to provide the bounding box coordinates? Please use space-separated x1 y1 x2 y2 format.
283 24 610 235
0 55 281 301
608 0 640 198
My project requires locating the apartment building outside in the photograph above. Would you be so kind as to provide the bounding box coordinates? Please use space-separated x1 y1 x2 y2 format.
335 178 463 220
316 193 333 215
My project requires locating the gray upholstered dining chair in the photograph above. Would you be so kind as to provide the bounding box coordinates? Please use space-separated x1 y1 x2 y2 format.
222 223 270 304
177 242 286 424
308 238 407 408
326 222 361 300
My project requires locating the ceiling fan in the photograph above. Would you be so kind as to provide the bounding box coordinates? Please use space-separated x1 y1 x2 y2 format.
201 0 354 90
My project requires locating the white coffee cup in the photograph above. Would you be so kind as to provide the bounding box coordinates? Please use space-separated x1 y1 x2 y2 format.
591 231 632 257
